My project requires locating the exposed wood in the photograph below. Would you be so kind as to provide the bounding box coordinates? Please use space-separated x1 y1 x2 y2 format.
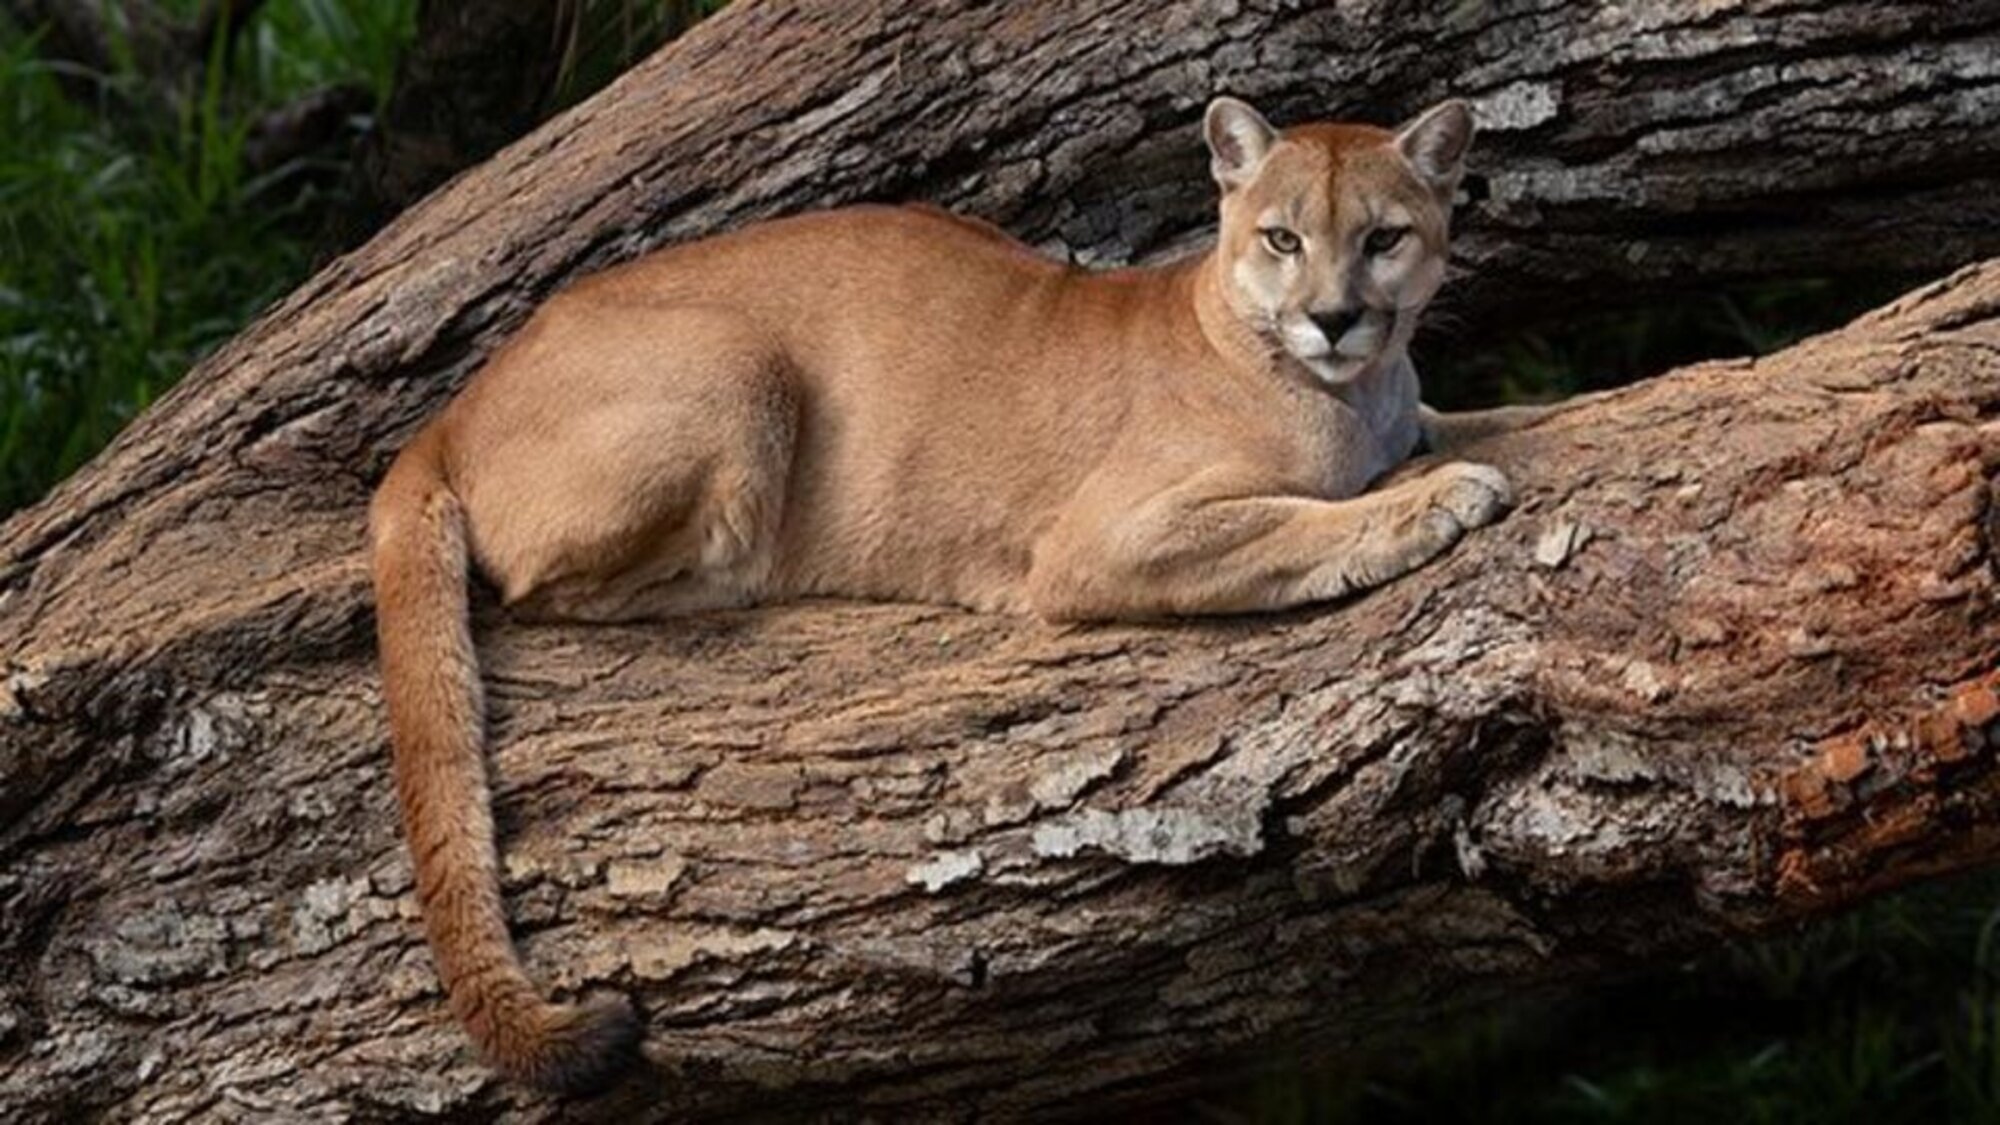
1 0 1998 1120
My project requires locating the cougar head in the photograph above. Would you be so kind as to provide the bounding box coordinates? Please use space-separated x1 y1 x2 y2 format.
1202 95 1472 387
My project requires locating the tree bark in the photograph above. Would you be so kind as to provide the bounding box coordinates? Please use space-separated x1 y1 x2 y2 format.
1 0 1997 1120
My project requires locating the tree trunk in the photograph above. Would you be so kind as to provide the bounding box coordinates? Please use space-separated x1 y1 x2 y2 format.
332 0 720 247
1 0 1997 1120
336 0 565 241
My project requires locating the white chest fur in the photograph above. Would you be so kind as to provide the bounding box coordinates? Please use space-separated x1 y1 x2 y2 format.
1310 352 1423 489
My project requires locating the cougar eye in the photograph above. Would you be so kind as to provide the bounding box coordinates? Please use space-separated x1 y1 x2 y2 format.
1260 227 1302 256
1364 225 1410 256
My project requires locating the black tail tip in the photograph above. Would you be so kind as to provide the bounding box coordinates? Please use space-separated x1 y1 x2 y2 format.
511 992 645 1096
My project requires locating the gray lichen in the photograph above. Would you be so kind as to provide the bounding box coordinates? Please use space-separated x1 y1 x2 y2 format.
906 849 985 892
1032 797 1265 866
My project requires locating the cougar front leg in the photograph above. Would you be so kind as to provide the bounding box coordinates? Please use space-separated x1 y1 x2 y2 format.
1029 462 1514 621
1420 390 1610 453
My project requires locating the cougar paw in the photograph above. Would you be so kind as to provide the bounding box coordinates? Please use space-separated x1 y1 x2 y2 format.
1425 462 1515 532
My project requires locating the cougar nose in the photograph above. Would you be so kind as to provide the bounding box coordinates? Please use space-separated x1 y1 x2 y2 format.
1311 307 1364 342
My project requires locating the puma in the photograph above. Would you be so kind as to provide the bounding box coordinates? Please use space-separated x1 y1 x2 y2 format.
370 95 1547 1091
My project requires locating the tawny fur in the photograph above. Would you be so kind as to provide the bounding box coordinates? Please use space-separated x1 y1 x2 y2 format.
370 96 1558 1092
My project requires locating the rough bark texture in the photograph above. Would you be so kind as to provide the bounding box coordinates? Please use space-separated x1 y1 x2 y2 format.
1 0 1998 1120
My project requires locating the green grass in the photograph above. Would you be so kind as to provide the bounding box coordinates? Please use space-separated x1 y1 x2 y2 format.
1208 874 2000 1124
549 0 731 108
0 1 414 516
249 0 417 103
0 0 742 519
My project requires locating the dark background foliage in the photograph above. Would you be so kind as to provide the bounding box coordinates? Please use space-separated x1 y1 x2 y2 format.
0 3 1990 1121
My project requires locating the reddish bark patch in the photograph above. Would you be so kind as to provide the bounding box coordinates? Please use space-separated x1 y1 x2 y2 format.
1774 669 2000 908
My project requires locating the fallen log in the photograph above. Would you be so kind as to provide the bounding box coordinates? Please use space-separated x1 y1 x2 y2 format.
2 0 1998 1119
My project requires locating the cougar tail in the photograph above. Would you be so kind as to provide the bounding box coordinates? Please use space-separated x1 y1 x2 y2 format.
369 430 642 1093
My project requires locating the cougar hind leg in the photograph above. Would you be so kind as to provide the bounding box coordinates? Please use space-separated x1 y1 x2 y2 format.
451 300 801 624
390 301 797 1088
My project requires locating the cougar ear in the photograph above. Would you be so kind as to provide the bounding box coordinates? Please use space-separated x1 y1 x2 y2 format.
1395 99 1475 196
1204 96 1278 191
